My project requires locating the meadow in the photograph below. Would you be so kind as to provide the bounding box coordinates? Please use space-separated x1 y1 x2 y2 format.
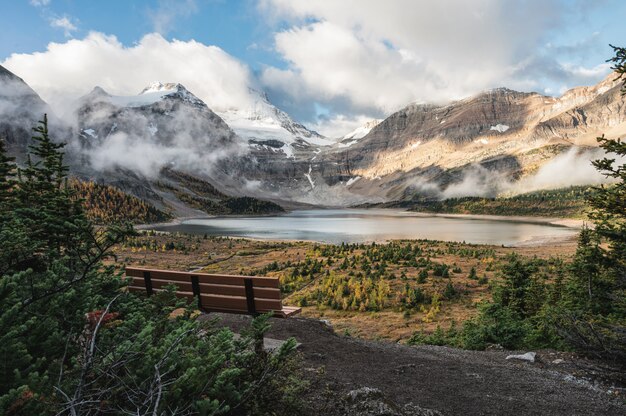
114 231 578 341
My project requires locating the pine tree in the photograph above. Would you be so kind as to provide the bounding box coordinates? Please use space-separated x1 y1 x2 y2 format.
552 45 626 363
0 138 16 211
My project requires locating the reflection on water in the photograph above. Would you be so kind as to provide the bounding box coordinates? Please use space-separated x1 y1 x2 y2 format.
150 209 577 245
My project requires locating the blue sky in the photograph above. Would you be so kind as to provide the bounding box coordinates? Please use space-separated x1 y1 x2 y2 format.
1 0 625 136
0 0 287 70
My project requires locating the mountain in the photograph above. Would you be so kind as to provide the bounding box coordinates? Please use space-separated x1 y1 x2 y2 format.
0 65 51 161
316 72 626 201
2 63 625 211
217 88 334 160
73 82 285 215
337 119 382 147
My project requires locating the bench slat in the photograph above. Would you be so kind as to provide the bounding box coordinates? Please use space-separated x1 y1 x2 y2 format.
126 267 279 288
200 294 283 312
130 278 281 299
131 277 193 292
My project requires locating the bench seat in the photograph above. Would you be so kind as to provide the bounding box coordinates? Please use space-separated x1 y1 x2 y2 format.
125 266 301 318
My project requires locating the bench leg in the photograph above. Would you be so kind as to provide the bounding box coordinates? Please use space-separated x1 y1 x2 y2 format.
244 279 257 315
143 271 153 296
191 275 203 310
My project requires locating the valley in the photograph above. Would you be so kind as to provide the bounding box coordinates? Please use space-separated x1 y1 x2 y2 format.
2 4 625 414
112 230 578 343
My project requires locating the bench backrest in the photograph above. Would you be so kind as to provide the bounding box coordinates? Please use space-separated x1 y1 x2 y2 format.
126 267 284 315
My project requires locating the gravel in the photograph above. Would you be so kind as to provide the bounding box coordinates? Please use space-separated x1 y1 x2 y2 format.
208 313 626 416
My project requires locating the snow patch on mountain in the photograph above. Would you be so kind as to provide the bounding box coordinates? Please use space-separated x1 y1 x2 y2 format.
337 140 359 148
490 124 510 133
83 128 97 138
342 119 382 141
304 165 315 189
217 88 332 149
85 82 206 109
345 176 361 186
147 123 158 135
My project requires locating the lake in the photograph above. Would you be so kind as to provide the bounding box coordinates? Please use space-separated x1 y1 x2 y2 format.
148 209 578 246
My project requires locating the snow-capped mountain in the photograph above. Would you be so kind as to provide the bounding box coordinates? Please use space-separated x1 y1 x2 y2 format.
80 81 207 111
337 119 382 148
4 62 625 209
72 82 255 209
217 88 335 159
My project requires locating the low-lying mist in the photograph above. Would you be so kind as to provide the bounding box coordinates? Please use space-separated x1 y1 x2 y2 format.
410 146 620 201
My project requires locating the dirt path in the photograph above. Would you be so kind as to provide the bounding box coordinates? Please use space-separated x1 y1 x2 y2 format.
210 313 625 416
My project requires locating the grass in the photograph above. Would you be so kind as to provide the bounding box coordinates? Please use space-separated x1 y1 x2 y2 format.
113 231 578 342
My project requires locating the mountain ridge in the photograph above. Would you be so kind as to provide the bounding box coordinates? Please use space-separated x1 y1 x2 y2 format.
1 63 624 212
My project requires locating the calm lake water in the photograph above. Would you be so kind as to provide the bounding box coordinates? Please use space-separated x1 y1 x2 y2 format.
149 209 578 245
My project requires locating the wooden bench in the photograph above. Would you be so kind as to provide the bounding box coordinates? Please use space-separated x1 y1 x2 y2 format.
125 267 301 318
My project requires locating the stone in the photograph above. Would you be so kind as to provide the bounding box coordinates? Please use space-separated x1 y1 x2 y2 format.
506 352 537 362
339 387 443 416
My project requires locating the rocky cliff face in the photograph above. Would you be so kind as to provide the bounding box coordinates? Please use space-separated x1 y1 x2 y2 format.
314 72 626 201
0 65 52 161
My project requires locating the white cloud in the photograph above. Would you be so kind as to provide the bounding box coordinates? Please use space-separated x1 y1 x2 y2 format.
147 0 198 34
308 113 378 139
512 147 614 192
3 1 617 138
259 0 613 131
1 32 258 115
49 16 78 37
30 0 51 7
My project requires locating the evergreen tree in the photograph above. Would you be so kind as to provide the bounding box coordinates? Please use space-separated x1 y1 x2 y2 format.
554 45 626 362
0 138 15 207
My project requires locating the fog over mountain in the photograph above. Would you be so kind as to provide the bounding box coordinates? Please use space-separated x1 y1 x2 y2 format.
0 63 624 213
0 65 51 160
75 82 241 178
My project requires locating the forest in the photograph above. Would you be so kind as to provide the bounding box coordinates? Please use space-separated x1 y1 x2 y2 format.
404 186 593 218
70 179 173 224
159 169 285 216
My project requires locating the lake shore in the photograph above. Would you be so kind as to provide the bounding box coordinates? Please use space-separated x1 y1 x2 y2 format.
135 208 583 247
406 212 586 229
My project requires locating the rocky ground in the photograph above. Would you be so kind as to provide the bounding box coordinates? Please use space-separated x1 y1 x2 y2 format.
209 313 626 416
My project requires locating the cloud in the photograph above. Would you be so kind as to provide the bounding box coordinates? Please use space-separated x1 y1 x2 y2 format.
49 16 78 37
443 164 511 199
1 32 258 116
439 147 618 199
511 147 614 192
147 0 198 35
4 1 618 139
30 0 50 7
308 113 379 139
258 0 613 132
